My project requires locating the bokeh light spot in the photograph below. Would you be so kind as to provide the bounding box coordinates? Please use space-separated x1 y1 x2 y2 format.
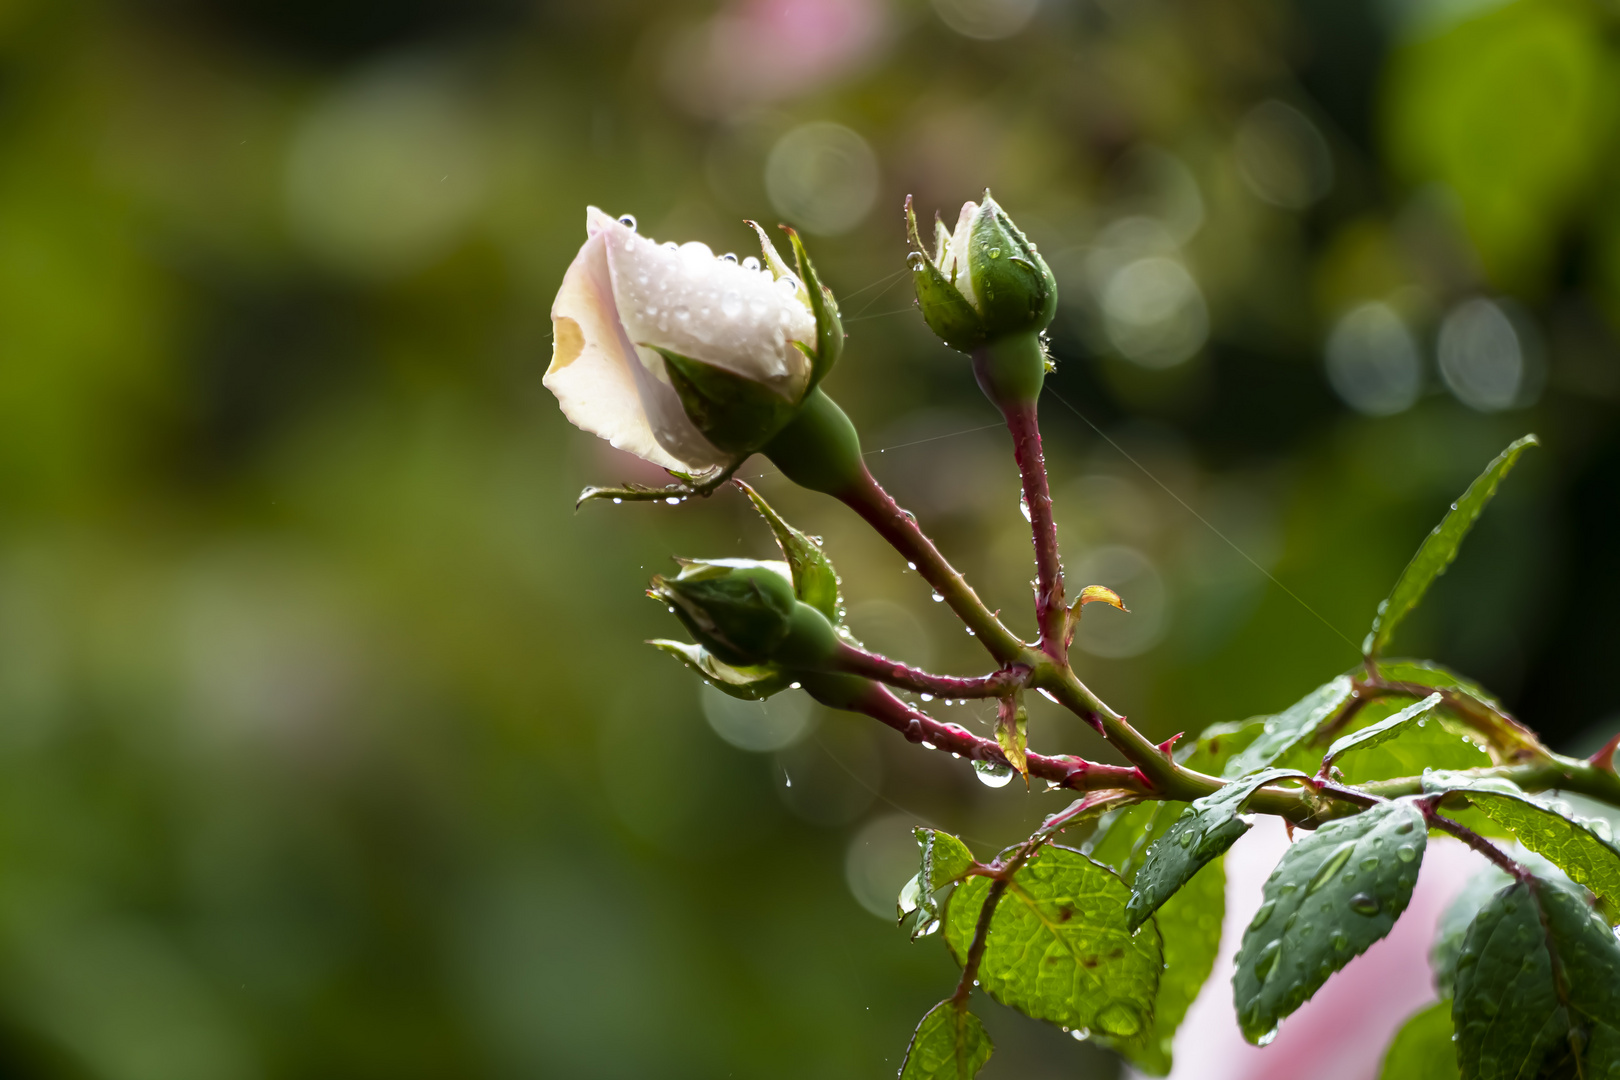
700 683 815 752
1325 302 1423 417
764 122 879 235
1101 256 1208 369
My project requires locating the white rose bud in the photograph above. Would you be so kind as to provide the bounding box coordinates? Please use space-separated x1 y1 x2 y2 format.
546 207 821 476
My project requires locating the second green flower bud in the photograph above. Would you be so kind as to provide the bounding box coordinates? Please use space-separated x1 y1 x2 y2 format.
649 558 839 669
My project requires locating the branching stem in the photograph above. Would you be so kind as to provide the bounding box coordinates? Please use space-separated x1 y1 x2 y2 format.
833 642 1024 699
1422 799 1527 880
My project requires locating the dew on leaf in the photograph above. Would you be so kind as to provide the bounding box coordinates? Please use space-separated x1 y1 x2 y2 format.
1349 892 1379 916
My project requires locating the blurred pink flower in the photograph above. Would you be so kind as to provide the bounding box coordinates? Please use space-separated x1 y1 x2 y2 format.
665 0 889 116
1135 819 1479 1080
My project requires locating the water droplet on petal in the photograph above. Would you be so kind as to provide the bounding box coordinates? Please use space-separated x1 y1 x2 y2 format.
618 213 637 230
721 291 742 318
742 255 761 271
974 760 1015 788
721 252 738 263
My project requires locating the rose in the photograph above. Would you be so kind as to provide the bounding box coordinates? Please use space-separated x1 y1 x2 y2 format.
545 207 833 478
906 192 1057 351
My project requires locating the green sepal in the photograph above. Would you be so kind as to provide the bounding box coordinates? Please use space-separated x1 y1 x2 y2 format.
1233 797 1428 1043
652 345 800 456
647 639 792 700
905 195 986 353
745 220 809 306
1364 435 1538 658
965 192 1057 341
649 558 798 667
761 388 866 497
735 480 842 623
575 461 739 508
783 227 843 388
899 1000 992 1080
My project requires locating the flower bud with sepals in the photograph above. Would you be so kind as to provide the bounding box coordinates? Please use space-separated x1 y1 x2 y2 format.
905 192 1057 409
649 558 841 669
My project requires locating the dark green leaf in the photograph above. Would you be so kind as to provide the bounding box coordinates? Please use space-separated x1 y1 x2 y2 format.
1085 802 1223 1075
735 480 842 623
1430 865 1512 998
1233 798 1428 1043
1127 768 1307 931
1364 435 1538 658
1324 693 1444 768
1222 675 1355 778
945 846 1162 1038
647 639 792 700
1432 786 1620 923
1318 696 1491 789
1452 875 1620 1079
1379 1001 1459 1080
900 1000 992 1080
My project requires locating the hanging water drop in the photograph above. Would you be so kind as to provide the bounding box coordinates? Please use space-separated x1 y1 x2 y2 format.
973 759 1015 788
612 497 623 504
618 213 637 230
931 592 944 602
907 251 926 271
920 694 934 702
907 561 917 571
665 497 681 505
1019 492 1032 522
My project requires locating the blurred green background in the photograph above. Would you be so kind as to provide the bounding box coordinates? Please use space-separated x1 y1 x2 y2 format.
0 0 1617 1075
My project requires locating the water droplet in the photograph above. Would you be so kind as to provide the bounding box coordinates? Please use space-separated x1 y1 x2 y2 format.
1396 844 1417 863
665 497 681 505
907 561 917 570
1395 820 1416 835
1309 843 1356 895
988 247 1002 259
916 917 940 937
897 874 921 914
920 694 934 702
1019 492 1032 522
1256 1026 1280 1047
789 682 802 690
931 592 944 602
1038 689 1059 704
1253 939 1282 981
742 255 761 271
618 213 637 230
966 628 975 636
1359 857 1379 872
907 251 926 270
1070 1028 1091 1041
612 497 623 504
721 291 742 318
1096 1002 1142 1038
1332 930 1349 950
922 742 937 751
720 252 738 263
1178 830 1194 848
974 760 1015 788
1349 892 1379 916
1250 900 1275 929
674 305 691 322
662 240 678 251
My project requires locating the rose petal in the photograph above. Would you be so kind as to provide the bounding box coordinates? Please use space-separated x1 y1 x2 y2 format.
945 200 979 312
546 218 707 472
598 214 815 397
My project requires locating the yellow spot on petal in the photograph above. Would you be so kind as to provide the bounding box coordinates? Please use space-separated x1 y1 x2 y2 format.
549 316 584 373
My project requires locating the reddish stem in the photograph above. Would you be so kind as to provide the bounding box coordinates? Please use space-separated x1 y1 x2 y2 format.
844 683 1150 794
952 875 1009 1006
1001 398 1066 656
1422 799 1527 880
833 642 1025 699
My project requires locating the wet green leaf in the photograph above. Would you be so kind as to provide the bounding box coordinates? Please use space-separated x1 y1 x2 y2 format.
996 695 1029 780
1233 798 1428 1043
735 480 841 623
945 846 1161 1037
901 830 978 939
1127 768 1307 931
1325 693 1444 768
1433 786 1620 923
1452 875 1620 1079
1317 697 1491 789
1222 675 1355 778
1430 865 1512 998
1379 1001 1458 1080
899 1000 992 1080
1084 801 1222 1075
1363 436 1537 658
647 639 792 700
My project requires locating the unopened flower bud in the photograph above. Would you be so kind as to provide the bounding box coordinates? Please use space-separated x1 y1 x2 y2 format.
546 208 843 478
649 558 839 668
906 192 1057 351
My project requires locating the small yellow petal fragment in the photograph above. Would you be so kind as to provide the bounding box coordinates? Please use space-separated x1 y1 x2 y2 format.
1073 585 1128 614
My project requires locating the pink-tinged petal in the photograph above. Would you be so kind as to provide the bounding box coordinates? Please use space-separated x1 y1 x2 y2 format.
1128 821 1479 1080
545 225 693 472
946 200 979 310
598 214 814 397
